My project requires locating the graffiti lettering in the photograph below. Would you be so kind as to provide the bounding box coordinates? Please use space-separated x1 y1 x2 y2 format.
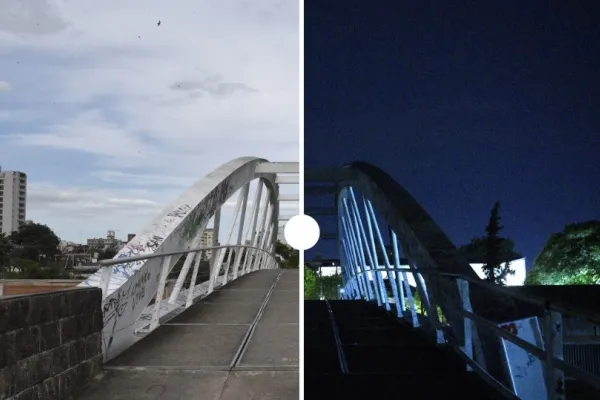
127 243 145 253
146 235 163 251
167 204 192 218
525 352 536 368
182 179 233 241
131 269 152 311
102 287 130 356
102 265 157 355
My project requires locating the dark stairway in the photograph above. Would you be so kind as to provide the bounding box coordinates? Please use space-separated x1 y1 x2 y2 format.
304 300 503 399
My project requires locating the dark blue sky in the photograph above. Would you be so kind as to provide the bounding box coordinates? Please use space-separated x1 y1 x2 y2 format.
304 1 600 265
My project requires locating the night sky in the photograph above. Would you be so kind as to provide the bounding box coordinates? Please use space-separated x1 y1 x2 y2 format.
304 1 600 265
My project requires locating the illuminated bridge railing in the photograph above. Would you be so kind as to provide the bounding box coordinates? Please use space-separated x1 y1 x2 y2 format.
323 162 600 399
341 265 600 399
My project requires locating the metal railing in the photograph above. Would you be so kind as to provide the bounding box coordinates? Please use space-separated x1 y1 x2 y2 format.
344 265 600 399
98 244 279 333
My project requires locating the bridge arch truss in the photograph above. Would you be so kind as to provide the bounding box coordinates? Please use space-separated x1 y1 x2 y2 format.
79 157 298 361
306 162 600 398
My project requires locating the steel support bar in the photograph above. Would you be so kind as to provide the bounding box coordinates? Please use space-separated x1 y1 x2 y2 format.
151 255 172 331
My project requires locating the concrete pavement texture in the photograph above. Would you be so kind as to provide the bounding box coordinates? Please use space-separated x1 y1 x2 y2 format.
76 269 299 399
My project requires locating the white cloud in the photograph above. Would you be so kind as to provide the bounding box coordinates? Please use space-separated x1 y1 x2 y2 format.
0 0 298 242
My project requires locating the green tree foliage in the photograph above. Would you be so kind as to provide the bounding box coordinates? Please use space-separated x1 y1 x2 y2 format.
526 221 600 285
2 223 69 279
303 266 343 300
304 267 319 299
0 233 12 271
2 258 70 279
276 241 299 268
98 248 119 260
9 223 61 263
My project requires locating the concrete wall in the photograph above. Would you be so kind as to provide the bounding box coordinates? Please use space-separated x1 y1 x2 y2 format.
0 280 81 297
0 287 103 399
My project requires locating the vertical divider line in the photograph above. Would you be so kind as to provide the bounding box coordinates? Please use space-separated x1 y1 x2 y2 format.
230 271 284 369
325 300 350 374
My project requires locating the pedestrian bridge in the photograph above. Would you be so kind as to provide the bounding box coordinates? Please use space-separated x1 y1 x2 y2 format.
75 157 300 399
78 269 299 399
304 161 600 399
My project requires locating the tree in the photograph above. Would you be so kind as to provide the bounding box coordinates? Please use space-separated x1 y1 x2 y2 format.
99 248 118 260
304 267 319 299
457 237 522 264
276 241 299 268
526 221 600 285
3 258 70 279
303 266 343 300
0 233 12 273
9 223 61 263
479 202 516 285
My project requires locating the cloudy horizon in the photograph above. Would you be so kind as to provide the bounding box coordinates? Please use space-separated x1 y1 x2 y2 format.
0 0 299 243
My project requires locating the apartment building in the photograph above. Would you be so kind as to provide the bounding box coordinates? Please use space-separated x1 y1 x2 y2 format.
201 229 216 260
86 230 124 250
0 169 27 235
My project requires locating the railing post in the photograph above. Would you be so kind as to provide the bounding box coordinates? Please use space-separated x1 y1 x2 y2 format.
169 234 204 304
543 308 565 400
100 265 112 300
362 198 391 311
151 255 172 331
458 279 474 371
411 266 438 334
186 251 203 308
365 199 402 316
207 249 222 294
341 214 372 301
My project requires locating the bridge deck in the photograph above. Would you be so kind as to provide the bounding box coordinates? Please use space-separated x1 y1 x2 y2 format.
77 269 299 400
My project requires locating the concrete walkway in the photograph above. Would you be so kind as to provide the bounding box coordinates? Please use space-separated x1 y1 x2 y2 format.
77 269 299 400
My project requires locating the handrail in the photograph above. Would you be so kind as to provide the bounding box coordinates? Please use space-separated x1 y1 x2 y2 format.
95 243 280 341
356 265 599 324
98 243 279 302
98 244 277 266
348 265 600 394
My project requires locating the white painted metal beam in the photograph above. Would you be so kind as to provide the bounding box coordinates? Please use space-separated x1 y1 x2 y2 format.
255 162 299 174
275 175 299 184
278 193 299 201
278 215 297 222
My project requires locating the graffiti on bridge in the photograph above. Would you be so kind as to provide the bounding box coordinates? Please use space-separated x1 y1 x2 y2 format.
102 268 152 356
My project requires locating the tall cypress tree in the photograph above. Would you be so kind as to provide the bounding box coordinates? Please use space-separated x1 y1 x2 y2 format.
482 201 515 285
483 202 503 283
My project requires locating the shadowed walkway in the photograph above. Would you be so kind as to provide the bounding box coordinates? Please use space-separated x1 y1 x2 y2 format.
77 269 299 400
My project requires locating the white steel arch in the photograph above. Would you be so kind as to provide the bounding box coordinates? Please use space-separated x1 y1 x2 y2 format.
79 157 285 360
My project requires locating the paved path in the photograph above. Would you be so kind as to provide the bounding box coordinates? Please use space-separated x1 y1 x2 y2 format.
77 269 299 400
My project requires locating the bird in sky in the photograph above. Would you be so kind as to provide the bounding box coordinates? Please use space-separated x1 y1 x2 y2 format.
157 20 161 26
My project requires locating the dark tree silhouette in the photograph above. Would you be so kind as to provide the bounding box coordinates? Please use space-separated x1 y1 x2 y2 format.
478 202 516 285
0 233 13 275
9 223 61 263
99 248 119 260
457 236 522 264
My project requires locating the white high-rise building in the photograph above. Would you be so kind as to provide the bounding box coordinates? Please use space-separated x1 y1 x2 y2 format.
0 169 27 235
201 229 215 259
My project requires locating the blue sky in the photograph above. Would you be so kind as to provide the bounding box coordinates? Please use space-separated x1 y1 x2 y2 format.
0 0 299 243
304 0 600 263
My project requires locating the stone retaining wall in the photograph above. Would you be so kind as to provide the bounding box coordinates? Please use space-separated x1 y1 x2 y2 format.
0 287 103 399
